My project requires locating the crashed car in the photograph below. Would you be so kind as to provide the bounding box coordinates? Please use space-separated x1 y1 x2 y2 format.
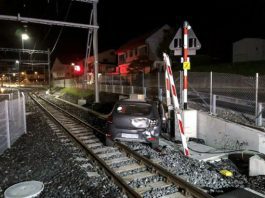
105 95 161 148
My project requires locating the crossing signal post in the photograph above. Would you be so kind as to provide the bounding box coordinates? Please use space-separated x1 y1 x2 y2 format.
167 21 201 149
183 21 189 110
169 21 201 109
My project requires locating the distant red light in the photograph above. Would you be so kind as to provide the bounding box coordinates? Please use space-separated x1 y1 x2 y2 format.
74 65 81 72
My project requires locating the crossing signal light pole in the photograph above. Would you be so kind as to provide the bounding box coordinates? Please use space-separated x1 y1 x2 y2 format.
169 21 201 109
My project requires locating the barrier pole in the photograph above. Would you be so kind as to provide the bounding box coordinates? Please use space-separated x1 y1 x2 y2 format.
164 53 190 156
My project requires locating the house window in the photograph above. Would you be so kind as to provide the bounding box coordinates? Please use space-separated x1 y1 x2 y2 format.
119 54 126 64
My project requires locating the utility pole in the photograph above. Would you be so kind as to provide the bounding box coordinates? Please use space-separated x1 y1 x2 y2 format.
48 49 51 91
93 1 99 103
73 0 99 103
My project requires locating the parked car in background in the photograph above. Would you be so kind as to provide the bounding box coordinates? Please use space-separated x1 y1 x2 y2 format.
105 94 161 148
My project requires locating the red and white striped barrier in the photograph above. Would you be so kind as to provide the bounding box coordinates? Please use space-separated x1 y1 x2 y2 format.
163 53 190 156
183 21 189 110
164 64 171 107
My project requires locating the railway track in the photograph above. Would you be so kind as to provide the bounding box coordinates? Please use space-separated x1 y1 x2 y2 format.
30 93 213 198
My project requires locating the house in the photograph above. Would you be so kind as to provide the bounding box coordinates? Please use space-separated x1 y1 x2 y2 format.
51 58 74 79
116 24 171 75
52 49 116 84
85 49 116 73
233 38 265 63
85 49 116 84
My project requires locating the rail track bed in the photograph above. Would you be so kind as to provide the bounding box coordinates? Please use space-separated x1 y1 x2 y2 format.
30 93 213 198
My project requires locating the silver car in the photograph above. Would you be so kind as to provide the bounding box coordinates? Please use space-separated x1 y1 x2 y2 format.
105 98 161 148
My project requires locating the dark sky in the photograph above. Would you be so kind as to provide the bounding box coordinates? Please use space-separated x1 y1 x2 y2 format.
0 0 265 62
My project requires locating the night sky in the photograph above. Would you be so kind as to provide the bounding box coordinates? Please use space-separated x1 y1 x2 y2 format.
0 0 265 62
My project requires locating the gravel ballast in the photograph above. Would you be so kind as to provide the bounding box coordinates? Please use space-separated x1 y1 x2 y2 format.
45 91 265 196
0 94 123 198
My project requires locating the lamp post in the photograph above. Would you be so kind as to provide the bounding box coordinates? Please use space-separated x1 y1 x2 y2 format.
19 33 29 87
21 33 29 50
15 60 19 86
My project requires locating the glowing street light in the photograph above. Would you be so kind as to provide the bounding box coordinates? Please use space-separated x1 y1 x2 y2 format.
15 60 19 64
21 33 29 41
21 33 29 50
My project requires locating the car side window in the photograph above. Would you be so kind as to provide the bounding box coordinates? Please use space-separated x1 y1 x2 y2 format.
115 103 152 116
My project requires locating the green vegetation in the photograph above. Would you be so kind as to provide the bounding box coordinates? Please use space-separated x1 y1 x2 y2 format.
60 87 93 98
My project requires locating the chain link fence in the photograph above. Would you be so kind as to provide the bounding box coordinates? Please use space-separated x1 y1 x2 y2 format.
53 70 265 128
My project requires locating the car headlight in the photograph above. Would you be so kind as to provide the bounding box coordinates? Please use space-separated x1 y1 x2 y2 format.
131 118 150 128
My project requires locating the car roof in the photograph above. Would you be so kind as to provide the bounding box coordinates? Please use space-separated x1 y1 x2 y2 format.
117 98 154 104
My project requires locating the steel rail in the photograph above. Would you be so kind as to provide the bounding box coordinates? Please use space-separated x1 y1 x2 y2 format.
29 93 141 198
116 142 213 198
31 93 214 198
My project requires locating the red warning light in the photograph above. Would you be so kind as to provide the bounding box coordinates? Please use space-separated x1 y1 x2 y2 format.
73 64 83 76
74 65 81 72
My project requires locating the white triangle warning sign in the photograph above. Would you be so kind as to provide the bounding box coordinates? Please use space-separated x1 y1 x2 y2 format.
169 27 201 55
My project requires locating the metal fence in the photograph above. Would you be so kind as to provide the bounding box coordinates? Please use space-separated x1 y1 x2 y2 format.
53 71 265 128
97 72 265 128
187 72 265 127
0 91 26 154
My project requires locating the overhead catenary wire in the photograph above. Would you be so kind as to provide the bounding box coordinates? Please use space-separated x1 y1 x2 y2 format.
50 0 72 54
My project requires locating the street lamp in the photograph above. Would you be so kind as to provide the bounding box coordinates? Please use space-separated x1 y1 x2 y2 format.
19 33 29 87
21 33 29 49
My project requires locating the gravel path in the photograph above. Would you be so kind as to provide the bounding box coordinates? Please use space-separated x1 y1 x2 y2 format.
0 94 123 198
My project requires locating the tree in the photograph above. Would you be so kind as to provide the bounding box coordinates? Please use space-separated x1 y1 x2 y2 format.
156 28 176 60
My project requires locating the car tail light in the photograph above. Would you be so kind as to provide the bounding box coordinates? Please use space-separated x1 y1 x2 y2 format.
147 137 156 141
107 115 113 124
131 118 149 128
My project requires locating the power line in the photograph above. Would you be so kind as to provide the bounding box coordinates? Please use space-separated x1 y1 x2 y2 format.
50 0 72 54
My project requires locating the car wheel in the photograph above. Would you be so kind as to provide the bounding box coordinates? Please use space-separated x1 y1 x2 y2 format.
105 137 114 146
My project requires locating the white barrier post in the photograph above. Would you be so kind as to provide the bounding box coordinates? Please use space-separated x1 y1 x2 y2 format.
179 70 183 108
213 94 217 115
21 92 27 134
5 100 11 148
210 71 213 114
257 103 263 127
255 73 259 126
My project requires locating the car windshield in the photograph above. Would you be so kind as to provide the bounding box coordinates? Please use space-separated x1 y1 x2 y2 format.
115 103 152 116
